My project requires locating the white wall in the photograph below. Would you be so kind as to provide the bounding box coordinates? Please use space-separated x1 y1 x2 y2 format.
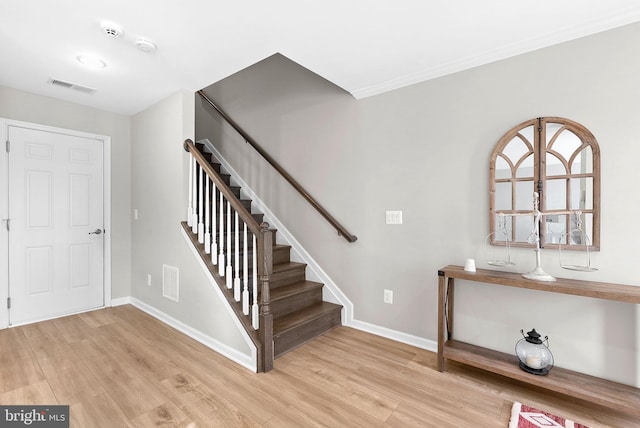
0 85 132 300
197 22 640 386
0 86 252 364
131 90 250 356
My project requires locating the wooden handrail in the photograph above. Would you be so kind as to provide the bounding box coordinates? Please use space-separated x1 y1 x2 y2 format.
197 90 358 243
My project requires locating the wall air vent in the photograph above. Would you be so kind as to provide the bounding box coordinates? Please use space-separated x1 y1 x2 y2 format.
48 79 96 94
162 264 180 302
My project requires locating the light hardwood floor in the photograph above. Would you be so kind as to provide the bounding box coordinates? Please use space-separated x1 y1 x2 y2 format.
0 305 636 427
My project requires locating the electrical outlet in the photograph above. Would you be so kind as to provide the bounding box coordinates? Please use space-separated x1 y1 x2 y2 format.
384 289 393 304
147 274 152 286
134 209 139 220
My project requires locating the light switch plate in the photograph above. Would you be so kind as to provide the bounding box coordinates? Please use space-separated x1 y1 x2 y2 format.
386 210 403 225
384 289 393 304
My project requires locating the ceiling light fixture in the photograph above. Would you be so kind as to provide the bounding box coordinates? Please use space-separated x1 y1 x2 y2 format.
76 54 107 69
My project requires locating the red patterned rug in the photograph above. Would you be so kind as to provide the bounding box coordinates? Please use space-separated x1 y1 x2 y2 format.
509 402 589 428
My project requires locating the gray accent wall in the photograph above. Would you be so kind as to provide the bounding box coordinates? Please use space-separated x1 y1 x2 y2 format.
197 23 640 386
131 90 251 355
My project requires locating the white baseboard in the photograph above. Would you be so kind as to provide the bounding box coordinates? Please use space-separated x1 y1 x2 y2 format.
129 297 256 372
110 296 131 307
347 319 438 352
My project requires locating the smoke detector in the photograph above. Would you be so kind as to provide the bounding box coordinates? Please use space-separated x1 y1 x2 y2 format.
101 21 123 39
135 38 157 53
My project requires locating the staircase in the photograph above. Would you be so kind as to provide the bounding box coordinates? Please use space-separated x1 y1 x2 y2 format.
186 141 342 363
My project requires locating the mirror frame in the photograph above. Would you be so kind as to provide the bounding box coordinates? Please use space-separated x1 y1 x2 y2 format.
489 117 600 250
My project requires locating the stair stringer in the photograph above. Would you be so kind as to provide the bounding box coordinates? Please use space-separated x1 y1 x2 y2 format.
199 138 353 326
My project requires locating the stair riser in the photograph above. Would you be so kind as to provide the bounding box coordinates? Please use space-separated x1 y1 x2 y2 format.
198 159 229 183
270 267 306 289
271 288 323 318
273 309 342 357
273 246 291 265
206 213 265 230
195 185 240 199
218 173 231 185
210 244 288 261
205 243 288 261
203 198 252 212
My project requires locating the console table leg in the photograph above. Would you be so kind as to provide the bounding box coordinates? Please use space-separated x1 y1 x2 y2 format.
437 272 446 371
447 277 454 341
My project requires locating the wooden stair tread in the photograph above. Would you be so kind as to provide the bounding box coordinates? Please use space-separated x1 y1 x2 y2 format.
272 261 306 273
273 302 342 334
270 281 324 301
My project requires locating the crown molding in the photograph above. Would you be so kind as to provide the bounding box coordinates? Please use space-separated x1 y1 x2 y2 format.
352 11 640 99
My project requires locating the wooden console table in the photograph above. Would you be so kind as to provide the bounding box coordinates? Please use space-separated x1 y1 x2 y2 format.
437 265 640 416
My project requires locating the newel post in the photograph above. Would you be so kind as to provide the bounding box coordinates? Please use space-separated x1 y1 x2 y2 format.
257 222 274 372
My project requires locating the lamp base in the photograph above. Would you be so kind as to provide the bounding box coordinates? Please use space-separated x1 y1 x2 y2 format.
519 361 551 376
522 266 556 282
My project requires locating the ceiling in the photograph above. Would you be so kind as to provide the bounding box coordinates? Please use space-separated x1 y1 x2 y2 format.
2 1 640 116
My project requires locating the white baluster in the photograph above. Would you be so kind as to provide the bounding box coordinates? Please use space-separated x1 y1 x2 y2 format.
197 165 204 243
234 211 241 301
211 185 218 265
242 222 249 315
187 153 193 227
191 160 198 234
204 173 211 254
218 192 225 275
226 200 233 289
252 233 259 329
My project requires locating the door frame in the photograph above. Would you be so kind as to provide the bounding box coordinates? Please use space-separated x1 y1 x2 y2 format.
0 118 112 329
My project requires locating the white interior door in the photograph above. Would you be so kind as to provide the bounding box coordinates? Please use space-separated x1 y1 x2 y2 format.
7 124 105 325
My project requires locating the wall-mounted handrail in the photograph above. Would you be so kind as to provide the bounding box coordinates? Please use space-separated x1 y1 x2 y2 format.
197 90 357 243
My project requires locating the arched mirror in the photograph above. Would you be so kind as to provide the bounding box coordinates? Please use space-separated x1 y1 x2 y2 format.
490 117 600 250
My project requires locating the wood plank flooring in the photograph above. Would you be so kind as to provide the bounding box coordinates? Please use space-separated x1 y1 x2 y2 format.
0 305 636 427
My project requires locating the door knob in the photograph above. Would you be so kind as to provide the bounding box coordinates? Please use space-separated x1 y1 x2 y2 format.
89 229 103 235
